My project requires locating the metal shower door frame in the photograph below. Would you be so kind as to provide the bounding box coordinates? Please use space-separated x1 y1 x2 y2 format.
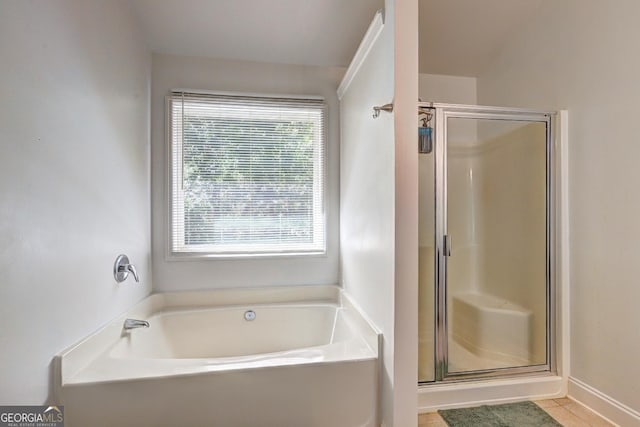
423 102 556 383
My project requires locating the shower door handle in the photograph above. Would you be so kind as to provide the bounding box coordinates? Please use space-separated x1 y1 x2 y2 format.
444 235 452 257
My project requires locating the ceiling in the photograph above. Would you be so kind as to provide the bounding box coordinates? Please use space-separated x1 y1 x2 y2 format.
130 0 542 76
130 0 383 68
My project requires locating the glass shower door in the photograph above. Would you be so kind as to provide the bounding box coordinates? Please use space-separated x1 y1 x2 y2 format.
438 109 552 379
418 109 436 382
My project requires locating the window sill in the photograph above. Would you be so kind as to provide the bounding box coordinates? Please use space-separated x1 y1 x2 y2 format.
165 251 328 262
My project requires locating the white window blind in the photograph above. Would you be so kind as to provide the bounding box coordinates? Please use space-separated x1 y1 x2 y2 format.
168 92 326 257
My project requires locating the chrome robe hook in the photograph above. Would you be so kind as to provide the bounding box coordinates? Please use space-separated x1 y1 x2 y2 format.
372 103 394 118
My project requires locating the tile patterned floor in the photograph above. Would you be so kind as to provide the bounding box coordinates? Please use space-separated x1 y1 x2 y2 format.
418 398 615 427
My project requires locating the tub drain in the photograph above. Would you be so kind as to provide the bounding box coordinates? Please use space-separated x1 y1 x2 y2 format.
244 310 256 321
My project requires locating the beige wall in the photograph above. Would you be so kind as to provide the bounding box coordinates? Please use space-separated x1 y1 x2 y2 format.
478 0 640 413
0 0 151 403
392 0 419 424
419 73 477 105
151 53 343 291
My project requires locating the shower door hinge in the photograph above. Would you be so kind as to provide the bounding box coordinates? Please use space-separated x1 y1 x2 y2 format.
443 235 452 257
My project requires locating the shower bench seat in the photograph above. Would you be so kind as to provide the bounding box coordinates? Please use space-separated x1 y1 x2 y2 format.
451 292 533 365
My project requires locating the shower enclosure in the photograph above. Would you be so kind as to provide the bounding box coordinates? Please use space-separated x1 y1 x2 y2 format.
418 103 555 383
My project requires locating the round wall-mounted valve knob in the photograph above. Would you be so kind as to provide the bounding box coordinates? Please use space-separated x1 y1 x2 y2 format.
114 254 139 283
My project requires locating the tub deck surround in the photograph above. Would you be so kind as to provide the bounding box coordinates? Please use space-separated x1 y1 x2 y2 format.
54 285 380 427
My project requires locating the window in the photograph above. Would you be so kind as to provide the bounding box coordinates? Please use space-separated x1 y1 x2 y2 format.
168 92 326 257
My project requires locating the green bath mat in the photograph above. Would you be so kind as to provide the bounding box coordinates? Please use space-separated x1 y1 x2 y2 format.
438 401 561 427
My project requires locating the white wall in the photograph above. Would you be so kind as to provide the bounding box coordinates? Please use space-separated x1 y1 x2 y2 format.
339 9 395 426
478 0 640 419
340 0 419 424
151 53 342 291
0 1 151 404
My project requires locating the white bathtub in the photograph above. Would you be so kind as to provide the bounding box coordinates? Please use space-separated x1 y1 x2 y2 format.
55 285 379 427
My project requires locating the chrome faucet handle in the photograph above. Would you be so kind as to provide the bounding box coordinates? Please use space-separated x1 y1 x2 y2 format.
126 264 139 282
114 254 140 283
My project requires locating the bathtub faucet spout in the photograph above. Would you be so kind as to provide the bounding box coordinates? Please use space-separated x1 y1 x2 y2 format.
124 318 149 330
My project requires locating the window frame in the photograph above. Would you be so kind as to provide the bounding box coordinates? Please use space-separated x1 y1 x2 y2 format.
165 91 328 261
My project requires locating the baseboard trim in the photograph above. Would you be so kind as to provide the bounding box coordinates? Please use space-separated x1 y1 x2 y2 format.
568 376 640 426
